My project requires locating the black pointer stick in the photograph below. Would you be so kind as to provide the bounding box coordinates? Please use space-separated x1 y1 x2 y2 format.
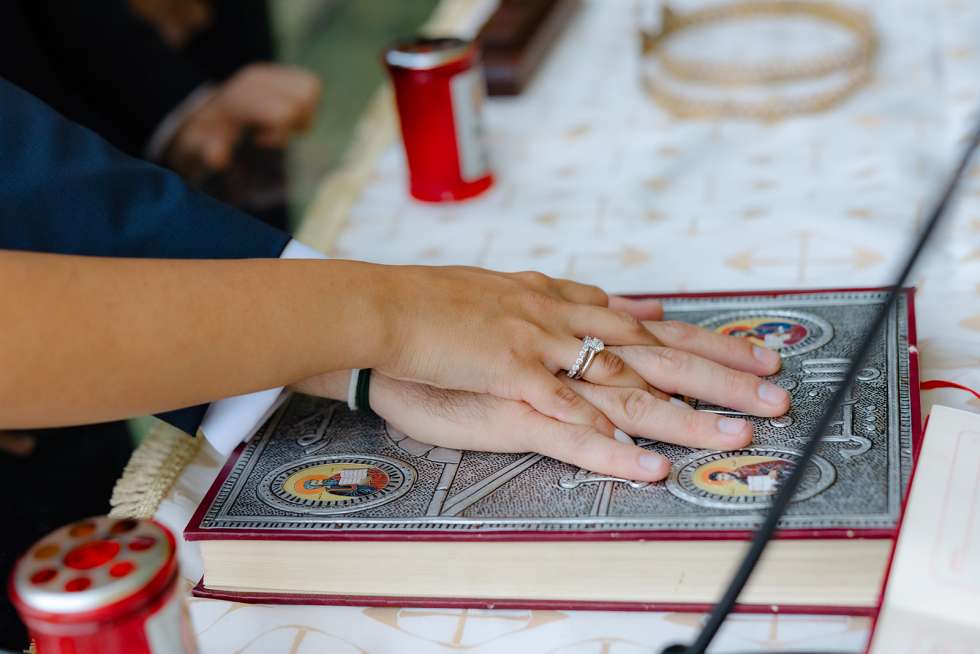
664 115 980 654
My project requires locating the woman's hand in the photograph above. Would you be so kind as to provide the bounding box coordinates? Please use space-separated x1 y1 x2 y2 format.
373 266 666 436
371 267 788 436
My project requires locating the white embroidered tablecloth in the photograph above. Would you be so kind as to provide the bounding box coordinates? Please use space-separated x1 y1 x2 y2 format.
153 0 980 651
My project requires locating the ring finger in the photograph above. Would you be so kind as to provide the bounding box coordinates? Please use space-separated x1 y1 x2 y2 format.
545 338 649 390
565 305 660 347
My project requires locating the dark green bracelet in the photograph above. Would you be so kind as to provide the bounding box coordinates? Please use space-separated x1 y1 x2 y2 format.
355 368 376 417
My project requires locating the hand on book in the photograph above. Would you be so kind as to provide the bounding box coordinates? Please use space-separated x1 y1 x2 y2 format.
373 267 787 450
363 371 758 481
374 267 658 437
293 326 790 482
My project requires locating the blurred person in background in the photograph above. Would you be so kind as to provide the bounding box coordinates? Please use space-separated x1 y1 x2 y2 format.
3 0 321 231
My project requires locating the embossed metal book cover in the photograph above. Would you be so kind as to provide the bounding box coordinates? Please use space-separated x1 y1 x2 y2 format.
187 288 920 543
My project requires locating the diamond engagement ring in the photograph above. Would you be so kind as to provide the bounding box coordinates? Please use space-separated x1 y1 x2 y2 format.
567 336 605 379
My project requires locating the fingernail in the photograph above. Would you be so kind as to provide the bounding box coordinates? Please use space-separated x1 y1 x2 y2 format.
670 397 691 410
753 345 781 368
614 429 635 445
758 382 789 406
718 417 748 435
639 453 668 475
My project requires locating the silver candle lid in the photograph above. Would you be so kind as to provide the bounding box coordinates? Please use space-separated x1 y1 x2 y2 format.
385 37 474 70
12 515 174 615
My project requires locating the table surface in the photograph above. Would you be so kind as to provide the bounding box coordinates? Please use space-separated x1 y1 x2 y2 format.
155 0 980 651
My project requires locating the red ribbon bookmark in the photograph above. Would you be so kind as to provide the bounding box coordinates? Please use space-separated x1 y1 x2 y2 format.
921 379 980 401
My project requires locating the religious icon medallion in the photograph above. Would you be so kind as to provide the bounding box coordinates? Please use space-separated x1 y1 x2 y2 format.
698 310 834 357
258 455 415 515
666 447 836 510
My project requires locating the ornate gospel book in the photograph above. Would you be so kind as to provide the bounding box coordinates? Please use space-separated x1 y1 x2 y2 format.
187 288 920 614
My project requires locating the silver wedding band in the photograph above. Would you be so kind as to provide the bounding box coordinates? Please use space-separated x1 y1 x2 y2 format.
567 336 605 380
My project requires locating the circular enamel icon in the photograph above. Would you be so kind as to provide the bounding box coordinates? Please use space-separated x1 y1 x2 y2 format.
698 309 833 357
666 447 836 509
258 455 414 515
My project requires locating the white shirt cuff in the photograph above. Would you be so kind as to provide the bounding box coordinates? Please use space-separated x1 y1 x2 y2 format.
279 238 328 260
199 239 328 455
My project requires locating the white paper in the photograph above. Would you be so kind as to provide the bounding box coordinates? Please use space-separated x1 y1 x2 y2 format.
870 405 980 653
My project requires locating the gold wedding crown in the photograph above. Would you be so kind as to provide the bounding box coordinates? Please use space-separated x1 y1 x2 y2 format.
639 1 879 120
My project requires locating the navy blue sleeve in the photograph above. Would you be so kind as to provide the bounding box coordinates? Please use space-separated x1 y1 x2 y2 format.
0 77 290 259
0 77 293 434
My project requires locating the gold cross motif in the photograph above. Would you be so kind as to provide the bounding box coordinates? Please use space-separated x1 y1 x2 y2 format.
725 231 883 282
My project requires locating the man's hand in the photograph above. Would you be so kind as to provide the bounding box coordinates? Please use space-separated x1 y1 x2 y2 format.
378 371 762 481
292 366 762 483
168 64 321 175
